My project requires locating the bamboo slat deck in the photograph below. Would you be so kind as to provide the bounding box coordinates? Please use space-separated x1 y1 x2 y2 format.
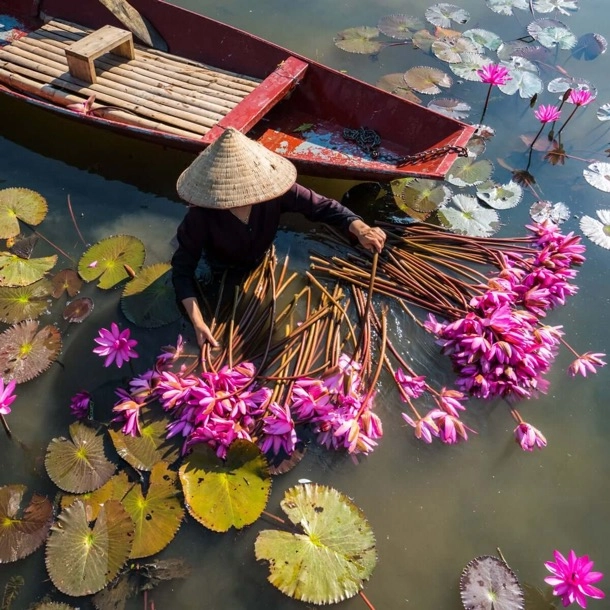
0 17 262 139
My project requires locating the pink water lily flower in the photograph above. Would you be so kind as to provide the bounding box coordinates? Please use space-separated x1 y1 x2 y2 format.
69 390 92 420
568 352 606 377
0 378 17 416
545 549 605 608
93 322 139 368
477 63 511 86
534 104 561 124
514 422 546 451
568 89 594 106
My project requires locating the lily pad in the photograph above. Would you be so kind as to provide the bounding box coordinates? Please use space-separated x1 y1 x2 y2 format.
45 422 116 493
486 0 529 15
438 194 500 237
460 555 524 610
0 252 57 287
403 66 452 94
462 29 502 52
0 188 48 239
63 297 94 323
498 58 543 98
51 269 82 298
334 27 382 54
0 485 52 563
527 18 577 49
32 604 77 610
375 74 422 103
597 103 610 121
476 181 523 209
427 98 470 120
255 484 377 605
0 320 62 384
394 179 452 214
530 200 570 224
583 162 610 192
78 235 145 289
580 209 610 249
0 279 52 324
447 158 494 187
109 408 181 471
425 3 469 28
449 53 491 82
548 76 596 100
8 234 38 259
120 263 181 328
116 462 184 559
412 29 436 53
45 500 134 596
533 0 579 16
432 37 478 63
571 33 607 60
179 440 271 532
377 14 423 40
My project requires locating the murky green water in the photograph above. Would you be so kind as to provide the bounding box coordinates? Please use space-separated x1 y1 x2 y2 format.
1 0 610 608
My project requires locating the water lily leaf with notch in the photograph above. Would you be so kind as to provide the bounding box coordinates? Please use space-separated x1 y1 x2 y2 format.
45 499 134 597
572 33 607 60
449 53 491 81
499 58 543 98
334 27 383 54
396 179 452 214
377 14 423 40
375 74 422 103
462 28 502 52
584 162 610 192
598 103 610 121
432 37 478 63
476 180 523 209
9 234 38 259
0 320 61 384
114 461 184 559
255 484 377 605
0 278 52 324
527 18 577 49
427 98 470 120
403 66 452 94
412 29 436 53
0 484 53 563
120 263 181 328
45 422 115 493
390 178 434 221
0 188 48 239
486 0 529 15
78 235 145 289
533 0 578 16
548 76 597 100
63 296 94 323
460 555 524 610
438 194 500 237
447 158 493 187
0 252 57 287
51 268 82 298
580 209 610 249
109 407 181 471
425 3 469 28
179 440 271 532
530 200 570 224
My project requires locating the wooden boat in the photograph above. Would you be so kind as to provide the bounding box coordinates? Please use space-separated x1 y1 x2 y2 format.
0 0 476 181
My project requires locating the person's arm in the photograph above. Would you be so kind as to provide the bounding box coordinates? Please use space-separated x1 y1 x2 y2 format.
347 218 386 253
181 297 218 348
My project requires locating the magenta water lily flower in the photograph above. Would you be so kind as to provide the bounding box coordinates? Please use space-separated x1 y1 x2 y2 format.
477 63 511 86
0 378 17 416
568 352 606 377
545 549 605 608
568 89 594 107
93 322 139 368
69 390 92 420
514 422 547 451
535 104 562 124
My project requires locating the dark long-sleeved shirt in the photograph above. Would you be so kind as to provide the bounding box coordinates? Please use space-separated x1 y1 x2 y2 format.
171 182 362 302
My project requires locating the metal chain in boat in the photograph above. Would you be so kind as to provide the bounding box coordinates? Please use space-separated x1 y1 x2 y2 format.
342 127 468 167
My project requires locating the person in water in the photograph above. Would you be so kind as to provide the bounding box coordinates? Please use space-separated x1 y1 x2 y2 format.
171 127 386 347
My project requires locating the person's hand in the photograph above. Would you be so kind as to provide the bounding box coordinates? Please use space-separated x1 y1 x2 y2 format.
182 297 219 348
349 219 386 253
194 321 219 348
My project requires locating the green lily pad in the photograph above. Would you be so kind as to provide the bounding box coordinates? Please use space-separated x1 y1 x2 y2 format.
427 98 471 120
533 0 578 15
449 53 491 81
109 408 181 471
463 29 502 52
432 36 478 63
438 194 500 237
0 252 57 287
0 279 52 324
580 209 610 249
425 3 469 28
395 179 452 214
584 162 610 192
45 422 116 493
0 484 53 563
116 462 184 559
377 14 423 40
528 18 577 50
412 29 436 53
403 66 452 94
447 158 493 187
476 180 523 209
120 263 181 328
255 484 377 605
46 499 134 596
460 555 524 610
51 269 83 298
334 27 383 54
498 58 543 98
375 74 422 103
0 320 62 384
179 440 271 532
0 188 48 239
486 0 529 15
78 235 145 289
572 32 607 61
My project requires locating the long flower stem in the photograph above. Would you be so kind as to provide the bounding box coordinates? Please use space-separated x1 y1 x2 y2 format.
526 124 546 171
480 83 493 124
1 414 12 438
556 105 579 138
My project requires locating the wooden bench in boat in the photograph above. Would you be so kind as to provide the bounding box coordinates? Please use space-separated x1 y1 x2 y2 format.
0 18 307 142
65 24 135 84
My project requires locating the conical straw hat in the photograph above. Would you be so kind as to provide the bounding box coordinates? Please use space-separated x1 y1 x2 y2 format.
176 128 297 208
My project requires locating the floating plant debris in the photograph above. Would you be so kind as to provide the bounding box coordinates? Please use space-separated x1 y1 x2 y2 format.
530 200 570 224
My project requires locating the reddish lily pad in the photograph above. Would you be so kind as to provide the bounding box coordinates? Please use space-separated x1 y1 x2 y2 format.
8 234 38 259
0 279 53 324
62 297 94 323
0 188 48 239
51 269 83 298
0 320 62 384
0 484 53 563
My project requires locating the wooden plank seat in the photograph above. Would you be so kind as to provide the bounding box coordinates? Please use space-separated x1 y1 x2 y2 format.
0 17 307 141
65 24 135 84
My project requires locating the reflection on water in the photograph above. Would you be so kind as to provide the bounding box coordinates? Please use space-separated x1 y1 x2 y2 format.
0 0 610 608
